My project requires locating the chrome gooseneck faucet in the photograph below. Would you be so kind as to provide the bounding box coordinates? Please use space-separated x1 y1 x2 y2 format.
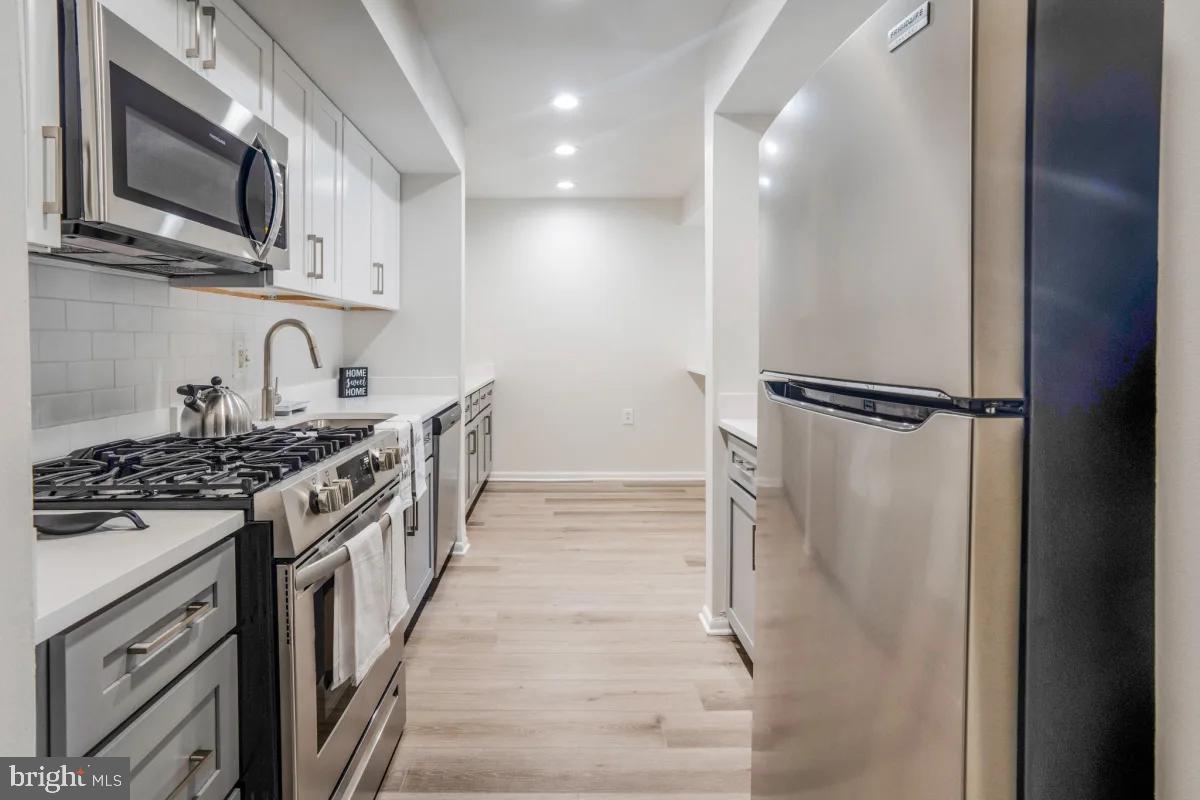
262 319 323 421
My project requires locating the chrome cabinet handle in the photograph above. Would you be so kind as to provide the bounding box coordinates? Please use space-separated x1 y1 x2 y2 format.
371 262 384 295
41 126 61 215
305 235 325 279
127 601 210 656
201 6 217 70
164 749 213 800
306 234 319 278
751 524 757 571
468 431 477 455
484 417 490 435
185 0 202 57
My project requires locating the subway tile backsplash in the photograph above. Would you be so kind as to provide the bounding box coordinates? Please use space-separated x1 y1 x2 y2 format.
29 260 346 441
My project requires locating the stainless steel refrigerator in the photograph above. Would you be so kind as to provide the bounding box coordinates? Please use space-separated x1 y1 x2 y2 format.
752 0 1161 798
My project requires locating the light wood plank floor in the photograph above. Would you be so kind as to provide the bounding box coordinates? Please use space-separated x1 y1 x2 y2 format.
381 481 751 799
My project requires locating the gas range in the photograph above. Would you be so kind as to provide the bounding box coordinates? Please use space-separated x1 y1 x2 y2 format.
33 422 405 557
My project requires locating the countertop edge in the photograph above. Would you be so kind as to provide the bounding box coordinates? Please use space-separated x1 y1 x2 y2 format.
719 418 758 448
35 511 244 643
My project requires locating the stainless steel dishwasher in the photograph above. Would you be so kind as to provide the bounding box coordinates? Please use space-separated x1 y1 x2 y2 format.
432 403 462 575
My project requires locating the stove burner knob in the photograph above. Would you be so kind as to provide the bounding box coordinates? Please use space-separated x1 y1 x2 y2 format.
370 451 383 471
311 485 345 514
334 478 354 506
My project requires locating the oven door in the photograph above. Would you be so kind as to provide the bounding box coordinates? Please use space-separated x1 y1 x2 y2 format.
278 486 405 800
63 4 289 273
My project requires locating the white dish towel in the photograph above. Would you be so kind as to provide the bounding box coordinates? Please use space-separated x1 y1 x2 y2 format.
332 521 391 686
390 419 414 505
402 416 428 499
384 494 411 632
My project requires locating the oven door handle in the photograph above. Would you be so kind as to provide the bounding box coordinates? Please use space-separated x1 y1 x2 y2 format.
293 488 399 591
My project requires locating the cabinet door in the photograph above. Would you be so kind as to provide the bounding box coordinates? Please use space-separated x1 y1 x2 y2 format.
405 468 434 615
482 411 493 481
371 160 401 310
270 45 312 292
22 0 60 249
102 0 188 60
466 421 480 502
728 480 756 654
340 119 375 306
308 88 342 298
195 0 273 122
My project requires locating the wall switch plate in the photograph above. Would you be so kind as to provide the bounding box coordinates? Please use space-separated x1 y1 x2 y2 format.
622 408 635 426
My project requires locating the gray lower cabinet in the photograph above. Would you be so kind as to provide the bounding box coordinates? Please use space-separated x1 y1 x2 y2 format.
464 382 495 519
48 539 238 756
727 480 756 657
726 436 756 659
404 459 435 623
96 635 239 800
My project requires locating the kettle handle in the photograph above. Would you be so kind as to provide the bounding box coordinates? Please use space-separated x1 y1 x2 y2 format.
175 382 209 414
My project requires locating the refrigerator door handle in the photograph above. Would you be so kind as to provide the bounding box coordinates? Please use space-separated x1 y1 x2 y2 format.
762 379 925 432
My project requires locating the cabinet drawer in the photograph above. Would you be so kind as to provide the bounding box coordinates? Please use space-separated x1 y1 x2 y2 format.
50 539 237 755
96 636 239 800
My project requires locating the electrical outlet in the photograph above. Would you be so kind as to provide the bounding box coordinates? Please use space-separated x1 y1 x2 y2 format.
622 408 635 426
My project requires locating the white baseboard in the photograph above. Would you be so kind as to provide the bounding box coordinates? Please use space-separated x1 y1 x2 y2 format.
698 606 733 636
452 540 471 556
489 470 704 484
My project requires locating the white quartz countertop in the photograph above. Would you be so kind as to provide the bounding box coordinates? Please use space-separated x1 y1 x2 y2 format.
35 509 244 642
465 366 495 396
720 418 758 448
273 393 458 427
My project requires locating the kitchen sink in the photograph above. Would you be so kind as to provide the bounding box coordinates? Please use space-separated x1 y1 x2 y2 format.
283 416 394 431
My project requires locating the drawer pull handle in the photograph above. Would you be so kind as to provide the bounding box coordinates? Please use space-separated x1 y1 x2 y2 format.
164 749 213 800
127 601 210 656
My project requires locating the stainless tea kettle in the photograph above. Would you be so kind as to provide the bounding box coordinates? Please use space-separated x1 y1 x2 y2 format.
176 377 254 438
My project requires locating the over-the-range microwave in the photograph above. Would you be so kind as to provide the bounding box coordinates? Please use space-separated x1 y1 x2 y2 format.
50 0 289 284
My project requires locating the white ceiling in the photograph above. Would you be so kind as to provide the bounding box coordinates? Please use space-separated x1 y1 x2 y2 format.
412 0 732 198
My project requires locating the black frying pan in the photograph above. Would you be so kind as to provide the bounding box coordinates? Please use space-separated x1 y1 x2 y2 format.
34 511 149 536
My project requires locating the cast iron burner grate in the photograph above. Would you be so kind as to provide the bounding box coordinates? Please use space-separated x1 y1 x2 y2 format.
33 425 375 506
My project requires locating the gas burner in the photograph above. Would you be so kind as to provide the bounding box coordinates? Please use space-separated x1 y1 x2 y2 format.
33 424 377 507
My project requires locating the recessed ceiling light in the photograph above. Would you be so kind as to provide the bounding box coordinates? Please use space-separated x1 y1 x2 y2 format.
763 140 780 157
552 93 580 111
759 176 772 188
557 180 576 191
554 143 578 157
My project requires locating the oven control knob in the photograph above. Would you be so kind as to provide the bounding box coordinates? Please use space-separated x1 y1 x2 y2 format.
371 448 396 471
310 485 345 514
334 478 354 506
387 447 404 466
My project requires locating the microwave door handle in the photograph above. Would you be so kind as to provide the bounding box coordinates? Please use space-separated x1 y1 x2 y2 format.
248 136 285 261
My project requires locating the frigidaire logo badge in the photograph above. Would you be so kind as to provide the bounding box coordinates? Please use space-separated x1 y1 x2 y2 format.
0 759 128 799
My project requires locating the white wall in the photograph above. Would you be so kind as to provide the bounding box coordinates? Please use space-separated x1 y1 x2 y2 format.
465 198 704 479
2 0 36 754
344 172 464 383
1158 0 1199 794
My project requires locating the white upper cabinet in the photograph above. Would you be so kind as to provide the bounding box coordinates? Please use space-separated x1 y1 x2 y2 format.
101 0 190 61
270 45 312 293
193 0 273 123
372 161 401 310
340 119 376 307
341 120 400 310
271 44 341 298
308 90 342 299
22 0 62 249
